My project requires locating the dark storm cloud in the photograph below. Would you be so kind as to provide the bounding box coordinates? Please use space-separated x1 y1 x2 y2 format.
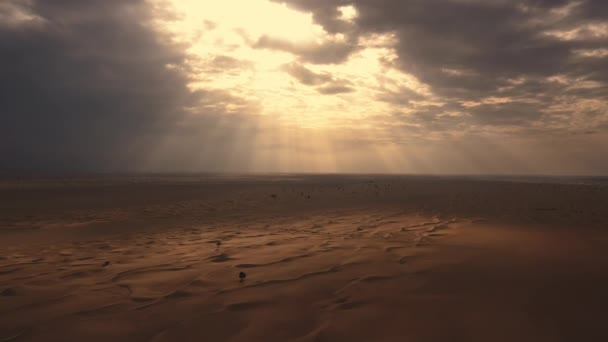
0 0 201 172
275 0 608 131
353 0 572 97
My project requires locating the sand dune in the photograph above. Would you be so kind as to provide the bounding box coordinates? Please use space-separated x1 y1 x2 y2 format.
1 175 608 341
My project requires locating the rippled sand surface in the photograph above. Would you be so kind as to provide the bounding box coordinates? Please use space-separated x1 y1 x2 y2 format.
2 175 608 341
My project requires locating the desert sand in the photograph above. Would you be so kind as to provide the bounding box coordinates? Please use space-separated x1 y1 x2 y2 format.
1 174 608 341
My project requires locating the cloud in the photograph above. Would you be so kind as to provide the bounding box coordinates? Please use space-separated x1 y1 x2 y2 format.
275 0 608 134
317 84 354 95
206 55 253 72
282 62 353 94
0 0 198 172
282 62 333 85
254 35 357 64
3 0 608 174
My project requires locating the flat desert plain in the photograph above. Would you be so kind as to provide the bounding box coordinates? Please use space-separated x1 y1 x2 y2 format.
1 175 608 341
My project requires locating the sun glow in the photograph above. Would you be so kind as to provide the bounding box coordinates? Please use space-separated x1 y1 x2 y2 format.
151 0 429 127
162 0 324 42
146 0 436 172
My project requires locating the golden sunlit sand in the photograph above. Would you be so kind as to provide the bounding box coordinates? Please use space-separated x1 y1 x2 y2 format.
2 175 608 341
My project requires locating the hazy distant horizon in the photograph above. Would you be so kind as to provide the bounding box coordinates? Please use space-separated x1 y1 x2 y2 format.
2 172 608 187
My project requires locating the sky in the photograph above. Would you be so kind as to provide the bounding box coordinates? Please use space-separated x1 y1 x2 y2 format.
1 0 608 175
